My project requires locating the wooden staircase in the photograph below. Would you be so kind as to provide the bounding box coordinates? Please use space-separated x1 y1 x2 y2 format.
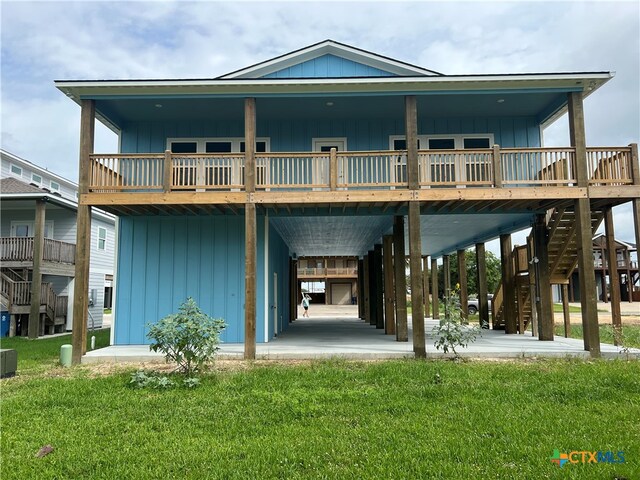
492 208 604 331
0 271 68 335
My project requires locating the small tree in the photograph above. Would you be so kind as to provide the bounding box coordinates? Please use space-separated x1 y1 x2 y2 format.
147 297 226 376
433 285 480 356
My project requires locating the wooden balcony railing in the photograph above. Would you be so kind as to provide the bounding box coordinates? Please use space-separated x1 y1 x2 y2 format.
297 267 358 277
0 237 76 264
88 146 635 193
0 274 67 319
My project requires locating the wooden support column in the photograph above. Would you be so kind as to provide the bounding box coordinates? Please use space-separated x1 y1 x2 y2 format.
476 243 489 329
244 98 256 192
457 249 468 323
393 216 408 341
500 234 517 334
408 202 425 357
28 199 46 339
569 91 600 356
383 235 395 335
604 207 622 343
422 256 430 318
405 96 419 189
442 254 450 318
431 257 440 320
630 144 640 304
374 244 384 329
527 235 538 336
562 284 571 338
244 203 257 359
534 215 554 340
72 99 95 364
363 253 371 324
368 249 377 326
358 258 364 320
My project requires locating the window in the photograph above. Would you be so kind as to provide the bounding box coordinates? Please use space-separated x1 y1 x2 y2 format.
10 221 54 238
31 173 42 185
10 164 22 176
50 181 60 192
98 227 107 250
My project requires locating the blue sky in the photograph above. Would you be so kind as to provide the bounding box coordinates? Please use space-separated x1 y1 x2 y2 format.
1 0 639 249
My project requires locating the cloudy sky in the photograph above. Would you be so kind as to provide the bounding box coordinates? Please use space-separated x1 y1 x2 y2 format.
1 0 639 249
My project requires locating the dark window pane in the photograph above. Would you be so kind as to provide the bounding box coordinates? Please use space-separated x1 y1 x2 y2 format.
320 145 339 152
206 142 232 153
463 137 491 149
171 142 197 153
428 138 455 149
393 139 406 150
240 142 266 153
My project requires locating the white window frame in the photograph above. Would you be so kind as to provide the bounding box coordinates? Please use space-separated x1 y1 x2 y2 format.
97 227 107 251
167 137 271 190
10 220 54 239
312 137 348 152
31 173 43 185
10 164 22 177
50 181 60 192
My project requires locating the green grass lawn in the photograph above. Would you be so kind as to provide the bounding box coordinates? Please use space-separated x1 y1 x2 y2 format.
554 324 640 349
1 358 638 479
0 329 111 375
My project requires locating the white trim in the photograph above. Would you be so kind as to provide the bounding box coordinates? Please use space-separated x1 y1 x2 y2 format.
10 220 54 239
264 213 269 343
166 137 271 153
31 173 43 186
220 41 438 79
49 180 60 192
389 133 495 150
97 226 107 250
9 163 23 177
312 137 348 152
0 192 117 224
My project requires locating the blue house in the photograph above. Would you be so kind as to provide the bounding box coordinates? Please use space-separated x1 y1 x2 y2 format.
56 40 639 361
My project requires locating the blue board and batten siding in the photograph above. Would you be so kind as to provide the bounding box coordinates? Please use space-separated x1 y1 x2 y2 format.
114 215 291 345
120 116 541 154
262 54 398 78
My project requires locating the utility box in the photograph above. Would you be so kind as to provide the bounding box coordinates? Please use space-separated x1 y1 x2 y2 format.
1 349 18 378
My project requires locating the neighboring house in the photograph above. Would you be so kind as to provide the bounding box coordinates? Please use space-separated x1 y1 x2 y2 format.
56 40 639 360
561 235 639 303
0 150 116 337
297 256 358 304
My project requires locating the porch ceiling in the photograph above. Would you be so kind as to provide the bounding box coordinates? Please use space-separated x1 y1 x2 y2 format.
269 212 534 258
95 91 565 129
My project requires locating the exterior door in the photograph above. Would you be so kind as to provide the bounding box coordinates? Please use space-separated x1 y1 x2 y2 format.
312 138 346 187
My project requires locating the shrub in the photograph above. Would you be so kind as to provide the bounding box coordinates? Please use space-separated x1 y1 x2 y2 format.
433 285 480 356
147 297 226 376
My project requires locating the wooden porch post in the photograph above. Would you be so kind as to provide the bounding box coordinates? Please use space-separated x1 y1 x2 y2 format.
368 249 377 326
568 91 600 356
431 257 439 320
28 199 46 339
363 253 371 324
408 202 425 357
422 256 430 318
244 98 257 359
72 99 95 364
562 284 571 338
475 244 489 328
534 215 554 340
442 254 450 318
630 144 640 304
604 207 622 343
393 216 408 341
405 96 419 189
500 234 517 334
383 235 395 335
457 249 468 323
374 244 384 329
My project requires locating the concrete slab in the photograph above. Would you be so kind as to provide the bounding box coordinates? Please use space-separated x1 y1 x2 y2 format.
82 313 639 363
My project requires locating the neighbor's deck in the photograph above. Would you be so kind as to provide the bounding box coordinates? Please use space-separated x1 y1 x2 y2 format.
83 146 639 215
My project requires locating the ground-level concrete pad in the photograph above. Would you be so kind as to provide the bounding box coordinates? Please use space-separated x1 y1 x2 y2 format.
82 315 639 363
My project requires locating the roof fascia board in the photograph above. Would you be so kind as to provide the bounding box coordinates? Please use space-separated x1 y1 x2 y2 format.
0 193 116 222
219 41 439 79
1 150 78 189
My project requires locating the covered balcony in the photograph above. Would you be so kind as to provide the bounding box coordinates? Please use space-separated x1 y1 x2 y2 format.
0 237 76 275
